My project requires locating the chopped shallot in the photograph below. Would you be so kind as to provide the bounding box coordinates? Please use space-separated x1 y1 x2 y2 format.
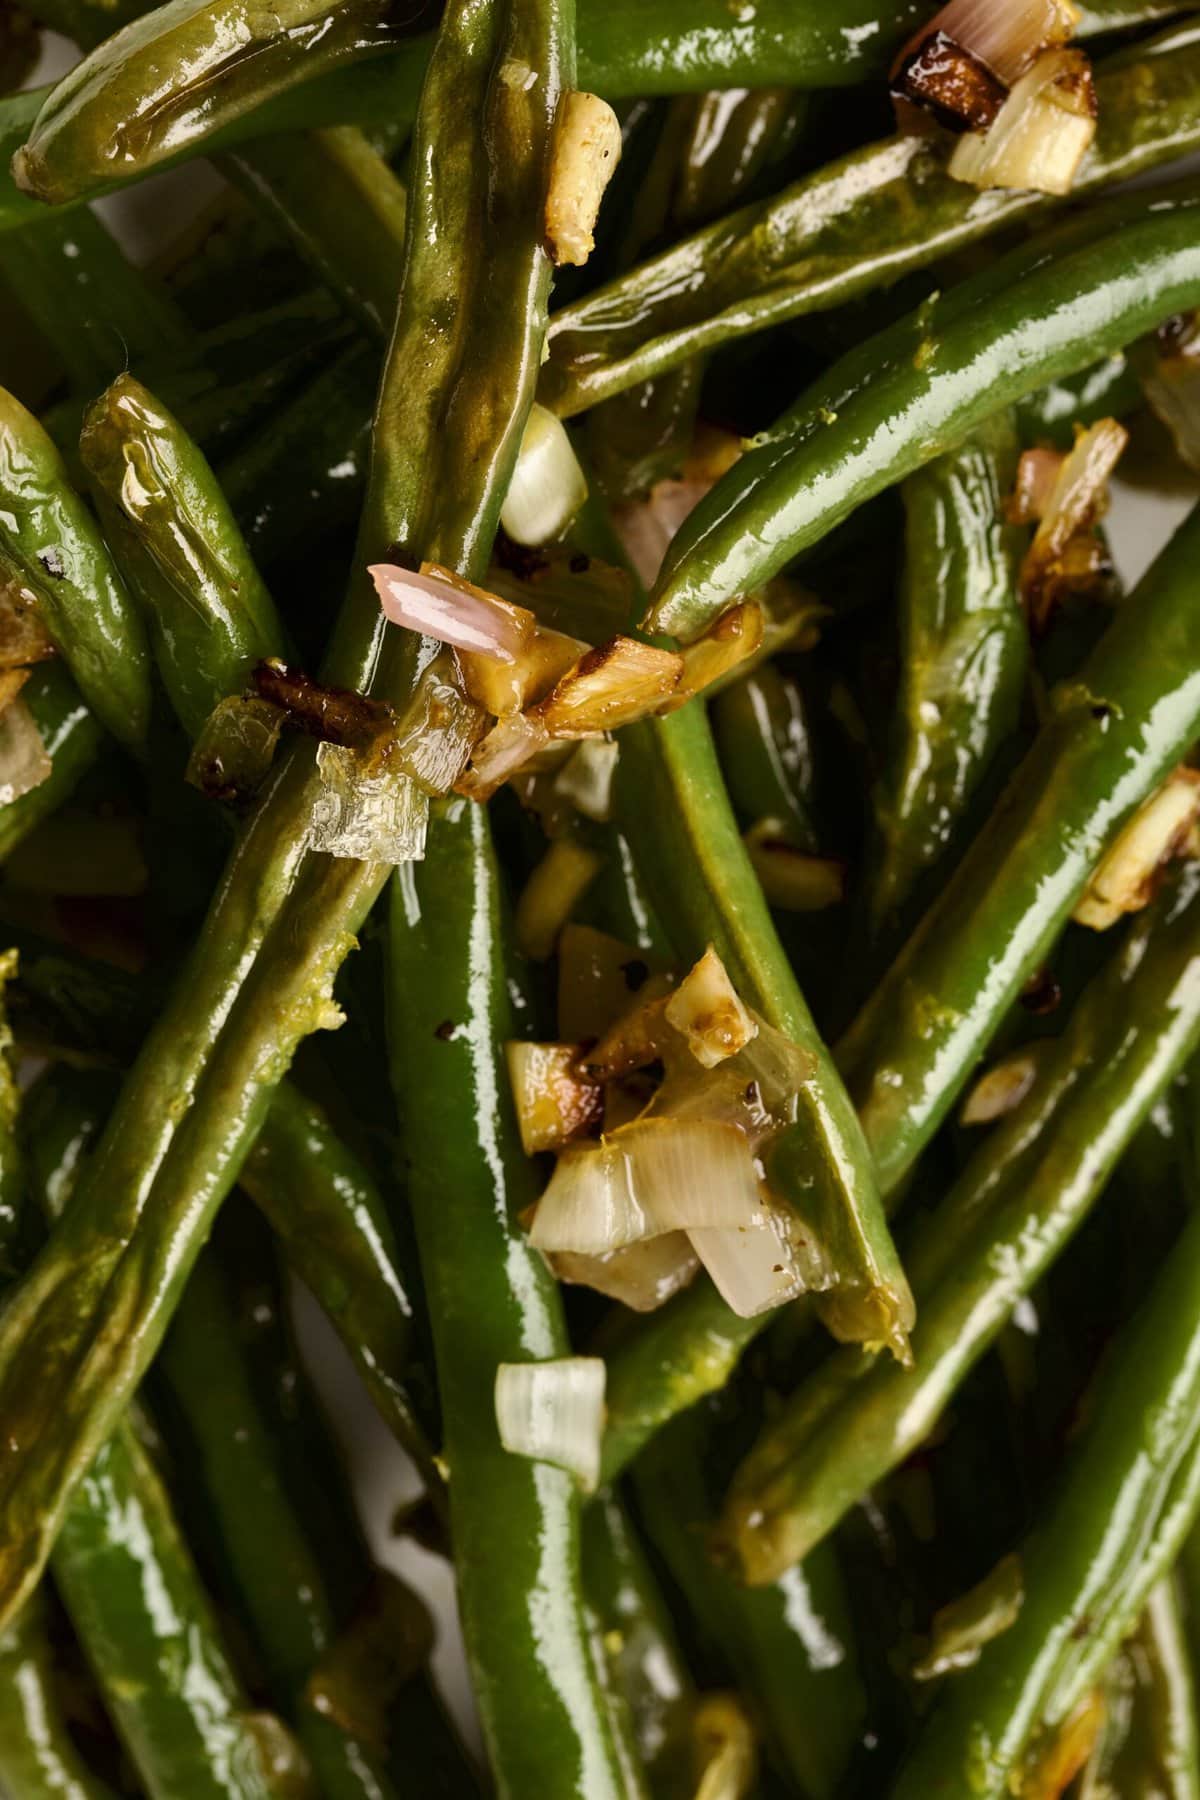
494 1357 606 1491
504 1041 604 1155
949 48 1096 196
1073 770 1200 932
664 946 758 1069
544 93 622 269
550 1233 699 1312
371 562 535 662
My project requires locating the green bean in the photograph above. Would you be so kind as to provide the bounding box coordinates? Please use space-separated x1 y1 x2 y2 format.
583 1489 694 1790
238 1081 429 1476
615 706 912 1358
23 1079 306 1800
1017 352 1144 451
0 209 188 395
0 662 104 863
891 1198 1200 1800
867 412 1027 941
224 128 406 340
633 1400 865 1798
543 24 1200 422
11 0 1187 219
218 340 375 571
0 387 152 754
0 0 568 1635
80 373 286 738
710 663 826 857
388 799 635 1798
0 1587 120 1800
723 868 1200 1586
646 184 1200 642
839 497 1200 1199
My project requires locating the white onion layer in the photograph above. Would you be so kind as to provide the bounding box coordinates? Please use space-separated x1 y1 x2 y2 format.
494 1356 606 1491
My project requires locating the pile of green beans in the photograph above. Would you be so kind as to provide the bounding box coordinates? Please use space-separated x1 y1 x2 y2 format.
7 0 1200 1794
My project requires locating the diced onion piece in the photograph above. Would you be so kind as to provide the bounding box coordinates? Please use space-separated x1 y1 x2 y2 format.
960 1046 1044 1124
664 946 757 1069
0 697 51 804
949 48 1096 196
1009 447 1064 524
531 636 683 737
745 821 846 912
892 30 1008 134
692 1694 758 1800
544 92 622 268
0 581 54 670
1073 770 1200 932
531 1117 767 1252
392 649 486 795
186 694 284 804
0 667 28 713
580 986 672 1079
553 737 619 822
913 1553 1024 1681
689 1210 808 1320
494 1356 606 1492
500 404 589 547
456 711 549 802
556 923 652 1041
651 1012 816 1145
530 1139 649 1252
1019 418 1127 628
892 0 1078 91
370 561 535 662
309 741 428 863
459 623 585 719
515 837 602 960
505 1040 604 1155
550 1233 700 1311
667 603 764 711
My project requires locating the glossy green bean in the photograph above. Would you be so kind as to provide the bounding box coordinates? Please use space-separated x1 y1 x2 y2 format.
647 185 1200 642
615 706 912 1358
867 412 1026 940
1017 352 1144 451
634 1401 865 1798
80 373 286 738
710 663 826 856
0 211 187 396
0 0 569 1637
387 799 635 1800
891 1198 1200 1800
23 1080 305 1800
11 0 1187 221
0 1588 119 1800
543 25 1200 421
582 1489 694 1790
839 497 1200 1200
723 869 1200 1585
224 128 406 340
0 387 152 754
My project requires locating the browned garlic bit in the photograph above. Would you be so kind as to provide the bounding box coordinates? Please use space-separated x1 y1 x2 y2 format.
1073 768 1200 931
544 92 623 267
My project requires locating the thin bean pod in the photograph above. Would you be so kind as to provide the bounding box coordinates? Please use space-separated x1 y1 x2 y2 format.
24 1080 305 1800
11 0 1187 219
542 26 1200 420
0 1588 120 1800
0 386 152 754
633 1399 865 1798
722 867 1200 1585
867 411 1027 940
891 1196 1200 1800
838 496 1200 1199
0 0 569 1635
647 185 1200 641
80 373 287 738
615 705 912 1357
387 799 636 1800
710 663 827 857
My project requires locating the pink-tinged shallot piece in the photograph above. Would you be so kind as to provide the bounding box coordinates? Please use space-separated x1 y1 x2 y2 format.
370 562 535 663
